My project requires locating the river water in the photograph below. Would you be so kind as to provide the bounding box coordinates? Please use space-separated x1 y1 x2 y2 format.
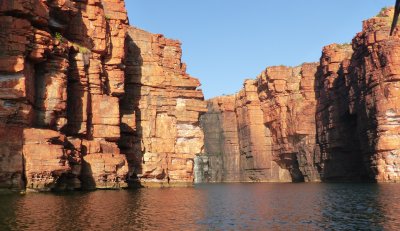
0 183 399 230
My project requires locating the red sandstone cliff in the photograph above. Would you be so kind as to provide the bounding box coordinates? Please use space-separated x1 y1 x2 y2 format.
0 0 205 191
121 27 206 186
201 7 400 183
2 2 400 190
315 8 400 182
201 64 320 182
0 0 130 191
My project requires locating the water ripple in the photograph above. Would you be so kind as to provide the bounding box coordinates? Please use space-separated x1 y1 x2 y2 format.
0 183 399 230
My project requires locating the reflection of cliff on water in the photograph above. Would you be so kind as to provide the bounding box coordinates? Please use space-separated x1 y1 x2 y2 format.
377 184 400 230
0 184 400 230
0 189 208 230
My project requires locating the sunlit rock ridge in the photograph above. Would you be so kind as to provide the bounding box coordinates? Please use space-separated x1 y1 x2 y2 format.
0 2 400 192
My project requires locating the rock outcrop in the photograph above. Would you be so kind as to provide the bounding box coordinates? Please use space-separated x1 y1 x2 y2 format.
200 64 320 182
0 0 130 191
0 0 205 191
200 7 400 183
199 95 242 182
316 8 400 182
121 27 206 186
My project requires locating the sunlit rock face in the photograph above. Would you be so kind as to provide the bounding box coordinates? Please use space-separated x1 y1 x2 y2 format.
200 64 320 183
0 0 129 191
346 8 400 182
0 0 207 191
121 27 206 186
2 1 400 191
316 8 400 182
258 64 321 182
315 43 365 181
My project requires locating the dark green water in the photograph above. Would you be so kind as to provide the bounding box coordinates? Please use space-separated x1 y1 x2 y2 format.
0 183 399 230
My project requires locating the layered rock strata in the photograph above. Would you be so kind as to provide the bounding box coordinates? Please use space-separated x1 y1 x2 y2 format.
0 0 205 191
0 0 130 191
347 8 400 182
200 64 320 182
121 27 206 186
200 7 400 183
316 8 400 182
2 2 400 189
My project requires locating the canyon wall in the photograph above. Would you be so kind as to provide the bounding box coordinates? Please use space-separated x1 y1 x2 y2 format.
316 8 400 182
200 8 400 183
200 64 320 182
2 2 400 190
0 0 205 191
0 0 130 191
121 27 206 186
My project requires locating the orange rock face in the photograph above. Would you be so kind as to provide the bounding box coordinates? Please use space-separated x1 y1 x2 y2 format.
201 7 400 183
346 8 400 182
0 0 131 191
258 64 320 182
315 8 400 182
121 28 206 186
2 2 400 190
0 0 206 191
315 43 365 181
200 64 320 182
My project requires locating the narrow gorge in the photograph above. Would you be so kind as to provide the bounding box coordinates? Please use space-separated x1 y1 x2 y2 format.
0 1 400 192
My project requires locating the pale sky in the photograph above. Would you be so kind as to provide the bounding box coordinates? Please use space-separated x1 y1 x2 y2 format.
126 0 393 99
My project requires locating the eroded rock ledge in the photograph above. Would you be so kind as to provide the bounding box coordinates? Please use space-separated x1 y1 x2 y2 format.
199 8 400 183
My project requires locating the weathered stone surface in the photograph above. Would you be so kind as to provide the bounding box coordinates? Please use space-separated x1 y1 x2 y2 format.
0 0 132 191
200 64 320 183
0 0 207 190
121 27 206 185
0 125 24 189
23 128 71 191
200 7 400 183
346 8 400 182
313 8 400 182
3 0 400 192
199 96 242 182
315 43 366 181
81 153 128 189
259 64 320 182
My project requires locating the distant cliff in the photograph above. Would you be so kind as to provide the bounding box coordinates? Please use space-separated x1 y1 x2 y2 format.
199 7 400 183
199 64 320 182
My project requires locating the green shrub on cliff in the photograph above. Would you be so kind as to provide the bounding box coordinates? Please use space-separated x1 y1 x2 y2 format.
55 32 64 42
376 7 388 17
71 42 90 54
